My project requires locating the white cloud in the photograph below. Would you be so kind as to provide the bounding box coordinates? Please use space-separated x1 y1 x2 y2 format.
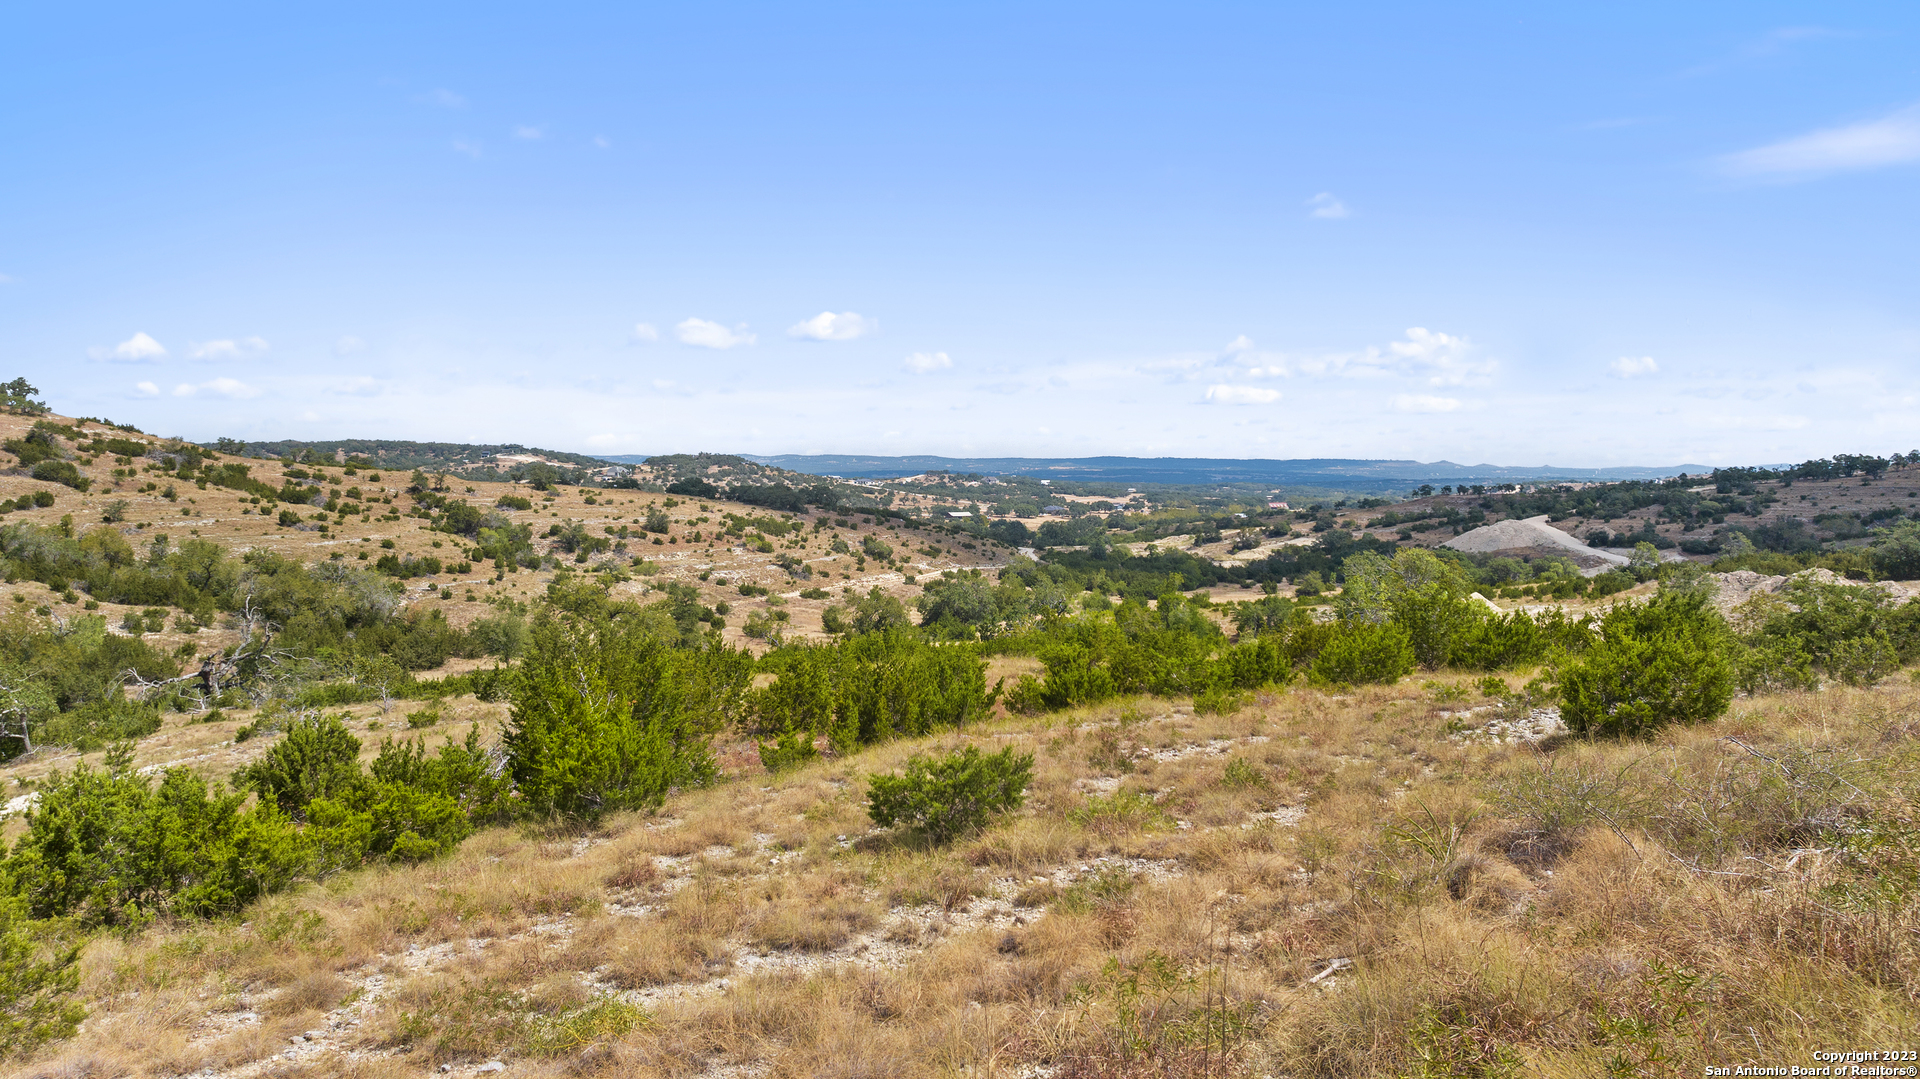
513 125 543 140
1217 335 1293 378
903 351 953 374
1307 192 1349 219
188 336 269 360
428 88 466 108
451 139 482 159
1386 327 1484 384
1205 384 1281 405
1391 393 1462 413
172 377 260 399
92 331 168 362
1321 327 1492 384
1722 104 1920 178
1228 328 1490 386
675 318 756 349
0 274 14 284
331 377 382 396
133 381 159 397
789 311 877 341
593 135 611 149
631 323 659 342
334 335 366 355
1610 355 1659 378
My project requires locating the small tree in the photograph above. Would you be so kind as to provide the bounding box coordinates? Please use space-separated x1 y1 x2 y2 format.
851 587 910 634
503 618 718 821
1628 541 1661 580
867 745 1034 845
0 377 48 414
0 665 55 757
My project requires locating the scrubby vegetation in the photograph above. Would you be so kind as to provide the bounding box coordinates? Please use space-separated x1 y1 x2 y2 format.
4 425 1920 1074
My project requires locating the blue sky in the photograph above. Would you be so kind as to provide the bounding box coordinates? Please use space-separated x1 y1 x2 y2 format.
4 3 1917 466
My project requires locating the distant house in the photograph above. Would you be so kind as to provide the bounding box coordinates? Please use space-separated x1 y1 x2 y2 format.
1043 505 1067 514
1268 501 1290 509
946 511 973 518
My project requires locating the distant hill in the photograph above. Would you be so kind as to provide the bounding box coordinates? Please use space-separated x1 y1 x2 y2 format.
680 454 1717 491
241 439 609 472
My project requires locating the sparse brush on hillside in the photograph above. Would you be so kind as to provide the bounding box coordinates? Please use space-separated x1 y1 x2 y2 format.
9 448 1920 1075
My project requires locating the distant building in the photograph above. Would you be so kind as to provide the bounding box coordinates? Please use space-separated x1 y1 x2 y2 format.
1043 505 1066 514
1268 501 1290 509
946 511 973 518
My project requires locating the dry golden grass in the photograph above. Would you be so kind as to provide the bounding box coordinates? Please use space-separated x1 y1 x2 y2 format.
6 673 1920 1077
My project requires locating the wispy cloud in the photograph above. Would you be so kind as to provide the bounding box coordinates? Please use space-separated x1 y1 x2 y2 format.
676 318 756 349
1307 192 1349 219
789 311 876 341
331 377 382 397
451 139 482 159
1682 26 1851 79
1217 328 1490 385
631 323 659 342
188 336 269 361
426 88 467 108
903 351 952 374
1391 393 1462 413
0 274 15 285
1721 104 1920 179
1611 355 1659 378
334 335 366 355
91 332 167 362
513 125 543 140
593 135 611 149
1205 384 1280 405
172 377 260 399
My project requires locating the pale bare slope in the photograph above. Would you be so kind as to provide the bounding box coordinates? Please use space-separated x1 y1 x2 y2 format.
1441 514 1629 572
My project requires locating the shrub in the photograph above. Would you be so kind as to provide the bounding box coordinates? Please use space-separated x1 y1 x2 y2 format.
665 476 717 498
502 617 725 821
1734 576 1920 689
1221 757 1268 789
1310 622 1415 685
235 713 367 822
1557 592 1734 737
757 729 818 774
6 756 307 923
867 744 1033 845
27 461 86 491
469 611 531 660
0 896 83 1054
497 494 534 511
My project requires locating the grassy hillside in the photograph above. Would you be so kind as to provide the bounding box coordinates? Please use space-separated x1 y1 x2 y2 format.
236 439 613 475
6 678 1916 1077
0 406 1917 1077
